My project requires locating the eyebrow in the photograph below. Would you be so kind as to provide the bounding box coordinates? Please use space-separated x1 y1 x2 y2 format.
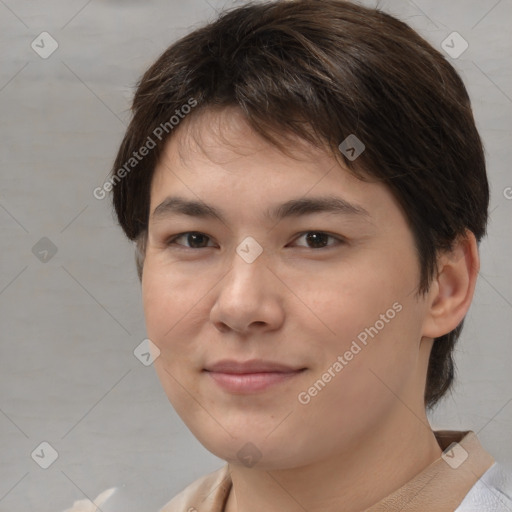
150 195 371 224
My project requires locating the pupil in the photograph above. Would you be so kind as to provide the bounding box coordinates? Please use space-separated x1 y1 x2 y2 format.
306 232 328 248
189 233 207 247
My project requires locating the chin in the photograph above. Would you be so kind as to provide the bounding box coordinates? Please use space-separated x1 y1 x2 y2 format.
194 432 307 470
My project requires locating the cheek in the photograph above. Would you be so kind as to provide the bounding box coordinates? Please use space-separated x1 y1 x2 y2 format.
142 269 201 412
141 270 169 342
141 258 218 386
142 267 193 384
300 255 423 408
300 257 407 347
142 258 200 340
296 311 422 453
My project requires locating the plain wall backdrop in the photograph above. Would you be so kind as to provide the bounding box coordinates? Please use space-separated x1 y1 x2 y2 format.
0 0 511 511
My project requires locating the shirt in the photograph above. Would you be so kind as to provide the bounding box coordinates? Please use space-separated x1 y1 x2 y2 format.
159 430 512 512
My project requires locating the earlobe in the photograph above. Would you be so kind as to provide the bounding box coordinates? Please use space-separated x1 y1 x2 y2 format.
422 230 480 339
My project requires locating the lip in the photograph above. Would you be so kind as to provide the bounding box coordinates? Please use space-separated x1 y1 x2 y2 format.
205 359 303 374
203 359 306 393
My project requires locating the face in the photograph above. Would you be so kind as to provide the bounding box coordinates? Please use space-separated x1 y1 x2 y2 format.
142 107 432 470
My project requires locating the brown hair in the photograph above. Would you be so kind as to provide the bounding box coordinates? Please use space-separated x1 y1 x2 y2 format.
110 0 489 409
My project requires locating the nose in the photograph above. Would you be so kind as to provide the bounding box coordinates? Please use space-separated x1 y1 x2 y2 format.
209 244 285 335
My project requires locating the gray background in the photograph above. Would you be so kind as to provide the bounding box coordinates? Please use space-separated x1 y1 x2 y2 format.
0 0 511 511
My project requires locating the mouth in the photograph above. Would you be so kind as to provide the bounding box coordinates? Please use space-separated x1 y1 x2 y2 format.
203 359 307 394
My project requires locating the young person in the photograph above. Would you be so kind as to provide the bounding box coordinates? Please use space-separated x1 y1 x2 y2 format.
107 1 512 510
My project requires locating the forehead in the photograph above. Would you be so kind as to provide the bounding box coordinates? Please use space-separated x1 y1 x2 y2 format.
152 106 361 188
166 106 336 171
148 106 399 227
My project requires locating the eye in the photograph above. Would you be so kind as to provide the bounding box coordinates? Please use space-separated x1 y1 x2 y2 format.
291 231 345 249
165 232 215 249
164 231 345 250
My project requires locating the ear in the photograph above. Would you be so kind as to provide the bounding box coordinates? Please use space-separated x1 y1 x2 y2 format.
422 230 480 339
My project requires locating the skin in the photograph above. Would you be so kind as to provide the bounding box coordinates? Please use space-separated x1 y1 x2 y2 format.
141 106 479 512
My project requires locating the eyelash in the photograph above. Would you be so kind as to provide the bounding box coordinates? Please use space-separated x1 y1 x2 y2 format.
164 231 345 250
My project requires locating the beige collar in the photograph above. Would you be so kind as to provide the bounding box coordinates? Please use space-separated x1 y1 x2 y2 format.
161 430 494 512
365 430 494 511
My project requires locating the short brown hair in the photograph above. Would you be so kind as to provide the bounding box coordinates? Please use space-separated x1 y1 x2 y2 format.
110 0 489 409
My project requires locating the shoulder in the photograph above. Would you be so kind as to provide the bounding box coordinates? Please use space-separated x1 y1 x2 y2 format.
455 462 512 512
159 465 231 512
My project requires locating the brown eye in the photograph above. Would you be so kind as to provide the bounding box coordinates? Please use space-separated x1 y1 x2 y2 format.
166 232 213 249
293 232 344 249
164 231 344 250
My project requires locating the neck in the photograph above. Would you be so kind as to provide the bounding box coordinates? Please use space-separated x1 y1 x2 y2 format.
225 412 442 512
